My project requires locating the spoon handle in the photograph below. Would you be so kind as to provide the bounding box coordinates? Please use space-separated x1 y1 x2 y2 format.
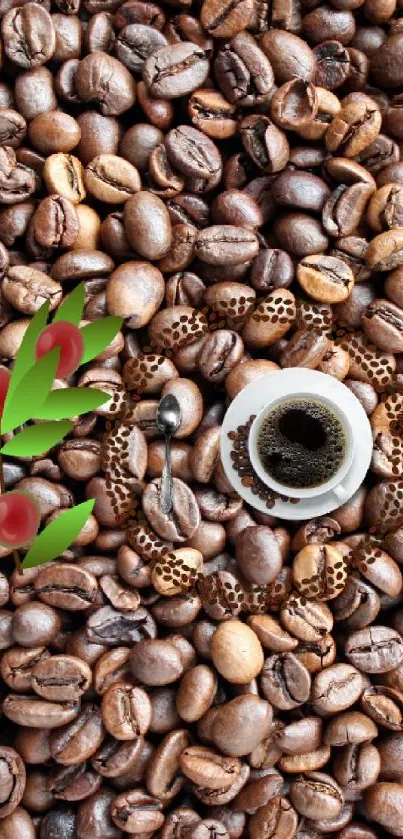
160 433 173 514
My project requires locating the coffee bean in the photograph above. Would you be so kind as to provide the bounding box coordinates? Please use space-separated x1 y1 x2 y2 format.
107 260 164 329
297 254 354 303
84 154 141 204
2 6 56 69
279 328 330 369
211 621 264 684
49 703 105 765
211 695 272 757
33 196 79 249
345 626 403 673
124 191 172 259
241 288 296 349
43 153 86 204
314 41 351 90
146 729 190 802
364 782 403 834
87 605 156 646
200 0 254 38
116 23 167 73
362 298 403 351
290 772 344 820
3 695 80 729
143 42 209 99
2 265 62 315
249 797 298 839
34 565 97 611
75 52 136 116
101 683 151 739
142 477 200 541
240 115 290 174
312 663 363 715
31 655 92 702
215 33 274 107
326 95 382 157
111 788 165 833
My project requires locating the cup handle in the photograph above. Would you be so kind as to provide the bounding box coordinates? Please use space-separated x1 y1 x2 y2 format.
333 483 348 502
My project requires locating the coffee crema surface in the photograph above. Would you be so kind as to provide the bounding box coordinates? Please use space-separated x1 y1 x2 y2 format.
257 398 347 489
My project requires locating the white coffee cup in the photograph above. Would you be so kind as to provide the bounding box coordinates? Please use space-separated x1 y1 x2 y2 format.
248 389 355 501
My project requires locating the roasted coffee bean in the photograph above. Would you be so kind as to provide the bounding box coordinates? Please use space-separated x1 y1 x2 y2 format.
3 695 80 729
111 788 164 832
50 703 105 765
143 42 209 99
2 6 56 70
312 662 364 718
290 772 344 820
214 33 274 107
101 683 151 739
2 266 62 315
240 115 289 174
0 747 26 818
326 95 382 157
345 626 403 673
211 695 272 757
12 602 61 648
31 655 92 702
75 52 136 116
34 565 97 611
142 477 200 541
87 605 156 646
84 154 141 204
314 41 351 90
261 652 311 711
124 191 171 259
297 255 354 303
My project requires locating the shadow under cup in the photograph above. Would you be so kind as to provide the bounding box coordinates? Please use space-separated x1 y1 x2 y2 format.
248 393 355 500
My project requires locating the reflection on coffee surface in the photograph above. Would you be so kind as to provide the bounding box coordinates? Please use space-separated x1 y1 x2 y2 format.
257 398 347 489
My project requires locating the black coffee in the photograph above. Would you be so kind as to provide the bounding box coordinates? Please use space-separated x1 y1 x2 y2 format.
257 398 347 489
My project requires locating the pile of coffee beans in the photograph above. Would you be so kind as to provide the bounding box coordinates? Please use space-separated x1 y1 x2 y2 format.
2 0 403 837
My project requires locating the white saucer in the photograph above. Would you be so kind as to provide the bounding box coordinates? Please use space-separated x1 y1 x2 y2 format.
220 369 373 521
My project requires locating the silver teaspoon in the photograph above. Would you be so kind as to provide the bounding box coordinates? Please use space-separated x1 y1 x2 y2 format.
156 394 181 514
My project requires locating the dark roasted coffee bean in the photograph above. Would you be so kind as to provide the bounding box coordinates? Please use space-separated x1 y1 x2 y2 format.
215 33 274 107
314 41 351 90
240 115 289 174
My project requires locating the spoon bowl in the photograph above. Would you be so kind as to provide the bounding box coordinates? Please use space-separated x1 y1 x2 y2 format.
156 394 181 514
156 394 181 436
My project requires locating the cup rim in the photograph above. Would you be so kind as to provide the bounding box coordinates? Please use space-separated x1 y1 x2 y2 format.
248 391 355 499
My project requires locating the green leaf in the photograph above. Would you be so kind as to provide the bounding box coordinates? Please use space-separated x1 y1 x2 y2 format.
6 301 50 403
36 387 111 420
1 348 60 434
80 316 123 365
22 500 95 569
0 421 73 456
53 283 85 326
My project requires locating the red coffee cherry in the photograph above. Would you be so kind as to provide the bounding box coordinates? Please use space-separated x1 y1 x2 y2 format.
0 491 40 548
35 321 84 378
0 367 10 419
